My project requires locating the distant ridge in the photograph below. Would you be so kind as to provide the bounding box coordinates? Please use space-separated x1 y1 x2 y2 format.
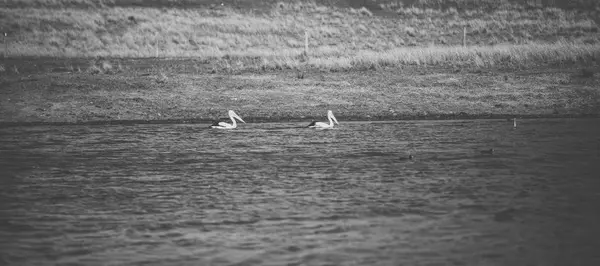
3 0 598 10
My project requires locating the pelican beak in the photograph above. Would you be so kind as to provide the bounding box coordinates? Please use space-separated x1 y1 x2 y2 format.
331 114 339 125
234 114 246 123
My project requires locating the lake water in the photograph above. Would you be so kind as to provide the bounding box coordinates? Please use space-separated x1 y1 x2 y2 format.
1 119 600 266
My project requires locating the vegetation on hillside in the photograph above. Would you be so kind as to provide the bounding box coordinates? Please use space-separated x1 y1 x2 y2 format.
1 1 599 123
376 0 600 11
1 0 599 71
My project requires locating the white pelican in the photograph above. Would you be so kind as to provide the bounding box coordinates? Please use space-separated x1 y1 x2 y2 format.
307 110 339 129
209 110 246 129
513 118 517 128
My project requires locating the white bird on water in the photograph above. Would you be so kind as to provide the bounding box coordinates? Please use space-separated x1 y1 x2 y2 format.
209 110 246 129
307 110 339 129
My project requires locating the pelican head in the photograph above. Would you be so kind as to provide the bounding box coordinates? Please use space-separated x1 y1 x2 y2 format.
229 110 246 124
327 110 339 125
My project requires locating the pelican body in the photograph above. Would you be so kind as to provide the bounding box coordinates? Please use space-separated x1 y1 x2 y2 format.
210 110 246 129
307 110 339 129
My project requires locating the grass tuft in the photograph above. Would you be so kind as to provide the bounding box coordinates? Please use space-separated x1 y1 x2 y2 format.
156 72 168 84
86 60 118 74
101 61 113 71
350 6 373 17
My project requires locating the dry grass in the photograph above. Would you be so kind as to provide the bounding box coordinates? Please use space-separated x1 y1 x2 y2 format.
1 58 599 123
1 1 598 124
1 1 599 70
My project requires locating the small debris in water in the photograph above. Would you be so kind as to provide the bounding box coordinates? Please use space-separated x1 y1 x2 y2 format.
494 208 517 222
516 190 530 198
399 154 413 161
480 148 494 155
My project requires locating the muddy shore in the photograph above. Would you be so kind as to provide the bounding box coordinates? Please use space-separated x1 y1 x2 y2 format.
1 58 599 127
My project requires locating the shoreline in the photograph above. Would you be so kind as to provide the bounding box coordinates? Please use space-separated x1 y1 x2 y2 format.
1 114 598 128
1 59 599 127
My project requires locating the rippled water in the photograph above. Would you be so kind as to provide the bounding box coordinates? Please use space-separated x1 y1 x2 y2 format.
1 119 600 266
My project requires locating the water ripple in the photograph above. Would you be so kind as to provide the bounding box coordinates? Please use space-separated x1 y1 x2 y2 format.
1 119 600 265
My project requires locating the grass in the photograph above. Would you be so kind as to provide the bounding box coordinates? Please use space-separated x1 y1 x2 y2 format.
1 1 600 71
1 0 599 124
1 58 599 125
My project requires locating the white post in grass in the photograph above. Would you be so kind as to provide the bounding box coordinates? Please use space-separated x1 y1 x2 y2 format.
3 32 6 58
155 37 159 58
462 27 466 47
304 29 308 57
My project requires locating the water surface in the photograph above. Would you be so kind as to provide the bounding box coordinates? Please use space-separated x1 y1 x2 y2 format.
1 119 600 265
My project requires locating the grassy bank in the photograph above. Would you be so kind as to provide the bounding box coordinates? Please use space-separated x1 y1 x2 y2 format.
2 1 600 71
1 1 599 124
1 59 599 125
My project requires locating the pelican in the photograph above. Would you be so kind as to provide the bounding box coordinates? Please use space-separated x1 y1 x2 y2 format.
209 110 246 129
513 118 517 128
307 110 339 129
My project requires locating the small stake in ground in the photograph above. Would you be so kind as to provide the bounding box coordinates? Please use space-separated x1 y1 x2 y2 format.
462 27 466 47
304 29 309 57
3 32 7 58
